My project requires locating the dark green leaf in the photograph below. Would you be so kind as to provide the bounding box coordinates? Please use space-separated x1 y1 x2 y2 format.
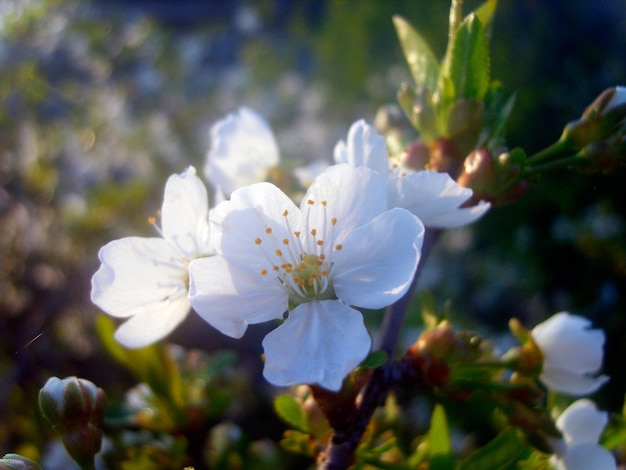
475 0 499 30
441 13 490 103
274 395 310 433
393 15 440 92
361 350 388 369
458 428 529 470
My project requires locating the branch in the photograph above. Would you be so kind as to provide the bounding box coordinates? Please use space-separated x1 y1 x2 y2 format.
318 229 442 470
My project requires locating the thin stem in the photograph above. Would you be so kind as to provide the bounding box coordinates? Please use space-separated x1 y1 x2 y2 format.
523 154 585 177
525 139 573 166
318 228 442 470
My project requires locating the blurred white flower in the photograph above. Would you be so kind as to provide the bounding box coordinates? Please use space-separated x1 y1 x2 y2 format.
91 167 212 348
531 312 609 396
334 119 490 228
189 164 424 391
205 107 279 197
550 399 615 470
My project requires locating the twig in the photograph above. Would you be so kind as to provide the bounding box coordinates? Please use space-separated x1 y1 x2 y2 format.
318 228 442 469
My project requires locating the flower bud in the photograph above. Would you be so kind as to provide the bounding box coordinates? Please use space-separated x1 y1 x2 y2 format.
0 454 42 470
559 86 626 152
428 137 462 175
39 377 106 468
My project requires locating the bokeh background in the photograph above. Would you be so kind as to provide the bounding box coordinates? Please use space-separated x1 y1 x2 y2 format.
1 0 625 466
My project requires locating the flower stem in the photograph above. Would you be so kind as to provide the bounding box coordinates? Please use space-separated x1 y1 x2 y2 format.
523 154 585 176
318 228 442 470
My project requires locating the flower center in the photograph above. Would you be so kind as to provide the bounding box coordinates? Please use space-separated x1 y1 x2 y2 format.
254 199 343 306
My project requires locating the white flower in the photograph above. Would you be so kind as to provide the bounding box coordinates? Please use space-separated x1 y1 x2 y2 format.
531 312 609 396
189 164 424 391
550 399 615 470
333 119 490 228
91 167 212 348
205 107 280 197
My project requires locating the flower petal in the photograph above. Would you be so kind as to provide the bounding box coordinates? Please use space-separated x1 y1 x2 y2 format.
189 255 287 338
262 300 371 391
334 208 424 309
113 295 190 348
91 237 187 319
333 120 389 177
554 443 616 470
303 164 388 246
211 184 301 264
161 166 212 259
205 107 279 196
533 312 606 373
540 366 609 396
387 171 490 228
556 399 609 445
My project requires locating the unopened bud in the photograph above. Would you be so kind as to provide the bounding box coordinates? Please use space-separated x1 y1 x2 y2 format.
428 137 462 175
0 454 42 470
410 322 456 359
560 86 626 152
39 377 106 468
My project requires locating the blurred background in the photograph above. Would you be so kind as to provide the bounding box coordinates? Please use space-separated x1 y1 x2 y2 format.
1 0 625 466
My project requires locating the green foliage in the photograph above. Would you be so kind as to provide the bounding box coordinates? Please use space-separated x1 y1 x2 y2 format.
458 428 530 470
428 405 454 470
393 15 440 93
274 395 311 434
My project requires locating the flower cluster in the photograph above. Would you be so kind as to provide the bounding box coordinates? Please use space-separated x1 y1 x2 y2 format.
91 110 491 390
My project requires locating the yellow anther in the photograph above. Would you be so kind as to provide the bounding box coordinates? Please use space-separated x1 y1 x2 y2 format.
294 231 301 238
275 249 283 257
331 217 337 225
148 216 156 224
283 209 289 216
316 240 324 246
283 238 289 245
255 238 262 245
307 199 315 205
260 269 268 276
273 265 280 271
335 244 343 251
266 227 272 234
311 229 317 236
321 200 327 206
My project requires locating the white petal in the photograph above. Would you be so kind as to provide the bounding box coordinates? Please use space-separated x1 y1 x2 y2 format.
540 366 609 396
533 312 606 373
303 164 387 246
387 171 490 228
161 166 212 259
333 120 389 177
556 399 609 445
205 107 279 196
114 295 190 348
91 237 187 319
211 184 301 263
188 256 287 338
334 208 424 309
262 300 371 391
554 443 616 470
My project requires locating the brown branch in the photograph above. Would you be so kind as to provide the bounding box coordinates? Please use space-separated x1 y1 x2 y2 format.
318 229 442 470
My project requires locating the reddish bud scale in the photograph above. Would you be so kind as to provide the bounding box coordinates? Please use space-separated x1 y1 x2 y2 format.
428 137 463 177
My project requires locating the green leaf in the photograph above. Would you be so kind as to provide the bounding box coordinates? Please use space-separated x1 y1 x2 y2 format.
274 395 310 433
360 350 388 369
440 13 490 103
393 15 440 92
458 428 529 470
475 0 499 30
95 314 182 407
428 405 454 470
481 82 516 145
